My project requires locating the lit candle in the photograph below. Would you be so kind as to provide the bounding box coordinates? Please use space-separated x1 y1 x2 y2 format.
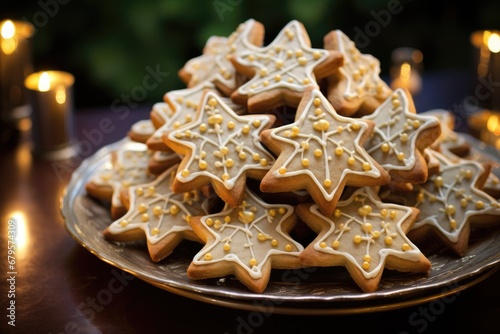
471 30 500 111
24 71 76 160
0 19 34 146
390 47 423 95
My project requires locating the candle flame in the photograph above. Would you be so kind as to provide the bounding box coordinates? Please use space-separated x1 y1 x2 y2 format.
399 63 412 83
488 33 500 53
487 114 500 136
38 72 51 92
1 20 15 39
55 86 66 104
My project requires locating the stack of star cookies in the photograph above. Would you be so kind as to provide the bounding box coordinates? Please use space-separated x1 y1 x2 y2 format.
83 19 500 293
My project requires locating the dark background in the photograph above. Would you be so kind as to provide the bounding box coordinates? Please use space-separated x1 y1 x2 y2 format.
1 0 499 109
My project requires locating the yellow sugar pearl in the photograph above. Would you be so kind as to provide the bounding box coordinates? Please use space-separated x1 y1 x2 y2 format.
223 244 231 252
227 121 235 130
204 253 212 261
274 74 281 82
252 152 260 161
314 149 323 157
287 78 294 83
381 143 390 153
208 98 218 107
169 205 179 215
392 98 400 108
263 80 270 87
413 120 421 129
464 170 473 179
298 56 307 66
313 119 330 131
434 176 444 188
450 219 457 230
249 258 258 267
362 261 370 270
269 209 277 217
380 209 388 217
476 201 485 209
334 209 342 218
445 204 456 216
389 210 397 219
351 122 360 131
138 203 148 213
259 68 268 76
358 205 373 217
279 167 287 175
417 192 425 202
335 146 344 156
295 49 303 57
362 222 373 233
239 151 247 160
198 160 208 170
302 78 310 85
384 236 393 245
301 141 309 149
181 169 190 177
252 119 261 128
400 133 408 143
291 126 300 137
402 243 411 251
460 198 468 207
260 159 268 166
281 244 292 252
353 235 362 244
337 126 344 133
302 158 310 167
353 70 360 81
324 179 332 187
153 206 163 216
220 146 229 155
242 125 250 134
286 49 294 58
141 213 149 222
200 151 207 158
205 218 213 226
271 239 278 247
397 152 405 161
313 98 321 107
247 54 255 61
258 233 267 242
120 219 129 227
224 215 231 223
275 59 284 69
363 254 371 263
278 207 286 215
151 227 159 236
362 162 372 171
313 51 321 60
225 158 234 168
222 173 230 181
320 242 327 248
214 219 222 230
135 187 144 196
372 230 380 238
331 240 340 249
347 156 356 165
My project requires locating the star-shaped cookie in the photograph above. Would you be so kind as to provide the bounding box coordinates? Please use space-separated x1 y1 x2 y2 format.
231 20 343 113
163 91 276 207
402 151 500 256
103 164 211 262
260 87 390 216
146 82 218 152
149 102 175 130
297 187 431 293
85 140 157 219
324 29 392 116
362 88 441 184
187 188 304 293
178 19 265 96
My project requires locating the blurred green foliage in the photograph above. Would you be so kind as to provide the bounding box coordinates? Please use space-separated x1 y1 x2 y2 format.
2 0 500 108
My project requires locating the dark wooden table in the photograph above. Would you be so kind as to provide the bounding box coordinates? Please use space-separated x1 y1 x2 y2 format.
1 71 499 334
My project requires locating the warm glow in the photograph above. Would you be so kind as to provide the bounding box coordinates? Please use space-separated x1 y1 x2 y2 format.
1 20 15 39
55 86 66 104
8 211 29 254
488 33 500 53
487 114 500 136
38 72 51 92
400 63 412 82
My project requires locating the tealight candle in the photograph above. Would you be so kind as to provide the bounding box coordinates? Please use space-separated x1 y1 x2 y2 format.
0 19 34 146
24 71 76 160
